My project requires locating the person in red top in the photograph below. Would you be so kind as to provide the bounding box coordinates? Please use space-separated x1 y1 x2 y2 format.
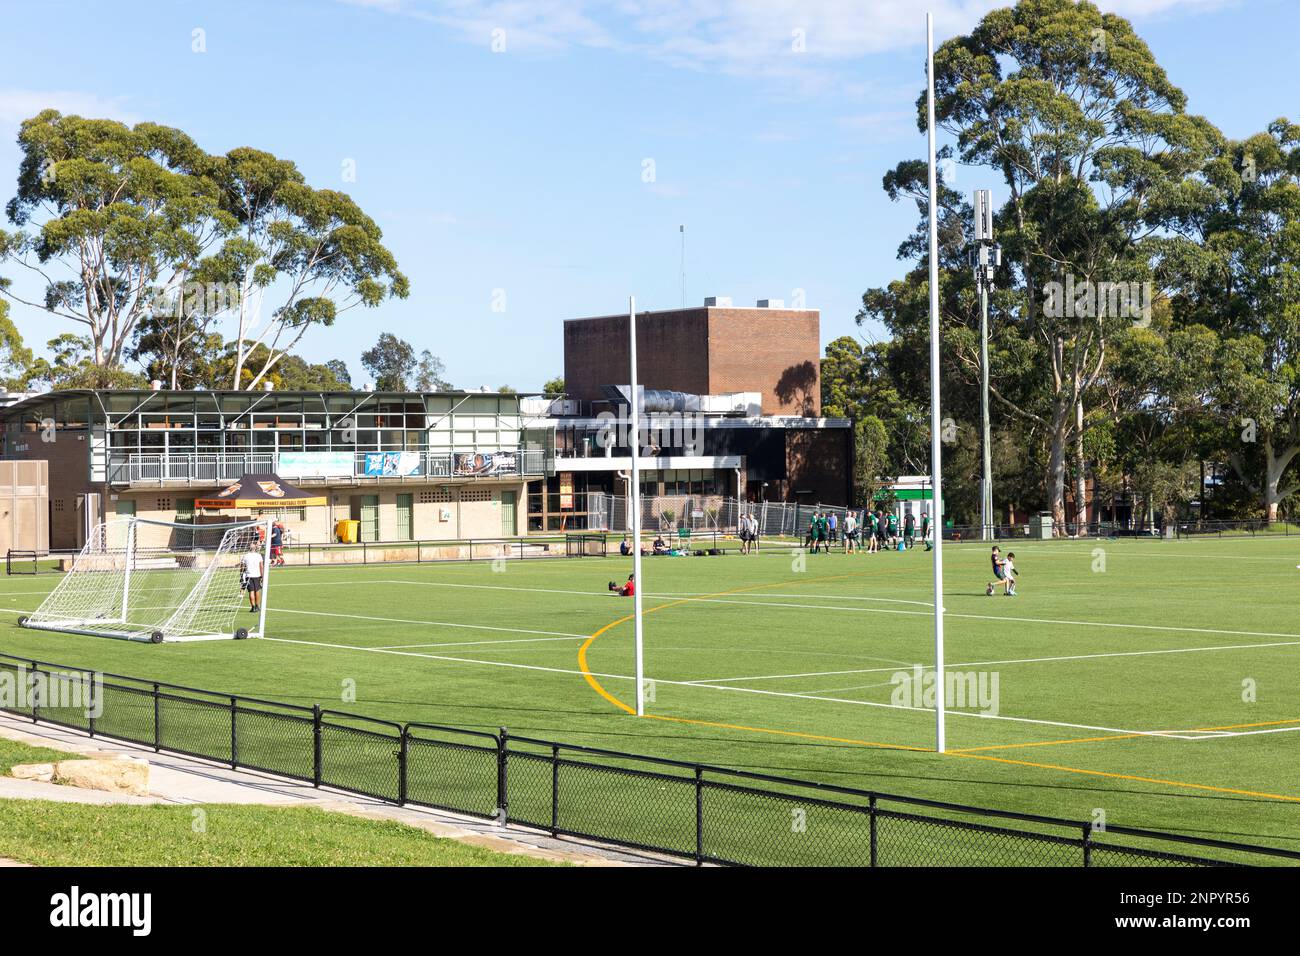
608 573 635 596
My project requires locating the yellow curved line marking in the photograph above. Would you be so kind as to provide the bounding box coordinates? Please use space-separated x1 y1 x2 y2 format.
577 565 1300 803
578 564 928 734
949 733 1141 753
951 751 1300 804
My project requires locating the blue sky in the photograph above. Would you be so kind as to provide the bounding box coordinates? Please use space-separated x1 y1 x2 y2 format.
0 0 1295 390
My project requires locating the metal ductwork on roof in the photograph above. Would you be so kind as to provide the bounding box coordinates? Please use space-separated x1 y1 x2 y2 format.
601 384 701 412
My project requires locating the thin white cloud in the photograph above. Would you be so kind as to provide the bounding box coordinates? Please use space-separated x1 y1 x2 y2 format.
339 0 1234 79
0 90 139 130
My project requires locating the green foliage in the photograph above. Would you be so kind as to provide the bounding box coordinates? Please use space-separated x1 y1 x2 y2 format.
0 296 34 389
542 376 565 398
0 111 408 390
361 332 415 391
413 351 449 391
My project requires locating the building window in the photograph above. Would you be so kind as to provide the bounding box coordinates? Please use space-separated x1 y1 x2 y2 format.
256 507 307 521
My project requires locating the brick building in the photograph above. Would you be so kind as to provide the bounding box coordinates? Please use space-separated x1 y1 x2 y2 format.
527 298 851 529
564 300 821 416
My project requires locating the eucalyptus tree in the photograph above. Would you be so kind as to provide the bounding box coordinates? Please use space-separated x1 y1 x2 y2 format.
0 111 232 368
928 0 1221 529
199 148 409 390
1159 121 1300 521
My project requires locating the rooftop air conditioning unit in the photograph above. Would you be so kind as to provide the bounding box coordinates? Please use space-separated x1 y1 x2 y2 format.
704 296 732 307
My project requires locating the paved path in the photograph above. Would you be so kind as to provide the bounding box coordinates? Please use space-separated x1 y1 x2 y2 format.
0 713 685 867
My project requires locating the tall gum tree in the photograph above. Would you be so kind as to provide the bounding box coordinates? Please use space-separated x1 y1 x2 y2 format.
927 0 1219 530
0 111 231 367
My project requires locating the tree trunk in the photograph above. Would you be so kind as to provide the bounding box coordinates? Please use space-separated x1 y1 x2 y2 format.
1047 398 1070 535
1263 436 1299 524
1074 399 1087 537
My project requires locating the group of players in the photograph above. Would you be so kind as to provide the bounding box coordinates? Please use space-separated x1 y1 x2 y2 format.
803 508 930 554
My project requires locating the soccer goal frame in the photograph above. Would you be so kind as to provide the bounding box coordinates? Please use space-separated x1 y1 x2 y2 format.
19 516 273 644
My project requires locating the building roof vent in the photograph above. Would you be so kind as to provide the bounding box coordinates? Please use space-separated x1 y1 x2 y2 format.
704 296 732 307
756 299 785 308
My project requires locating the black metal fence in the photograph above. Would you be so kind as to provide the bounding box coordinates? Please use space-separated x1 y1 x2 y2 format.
3 652 1298 867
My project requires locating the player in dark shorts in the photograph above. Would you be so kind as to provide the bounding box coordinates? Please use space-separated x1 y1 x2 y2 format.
904 511 915 548
986 545 1008 595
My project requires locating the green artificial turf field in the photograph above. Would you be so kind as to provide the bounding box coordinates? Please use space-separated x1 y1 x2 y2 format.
2 533 1298 855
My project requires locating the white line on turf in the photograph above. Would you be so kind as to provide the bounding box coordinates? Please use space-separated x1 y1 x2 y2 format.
255 635 1185 740
373 636 587 649
687 638 1300 684
269 607 587 639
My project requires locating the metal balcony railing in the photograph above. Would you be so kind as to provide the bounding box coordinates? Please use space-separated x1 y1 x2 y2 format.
106 448 546 485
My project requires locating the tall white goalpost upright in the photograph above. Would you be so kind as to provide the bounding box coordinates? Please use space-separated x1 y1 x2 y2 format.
20 516 273 644
926 11 948 753
629 296 646 716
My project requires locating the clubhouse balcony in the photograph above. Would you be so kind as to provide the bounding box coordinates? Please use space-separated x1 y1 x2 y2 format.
106 447 547 487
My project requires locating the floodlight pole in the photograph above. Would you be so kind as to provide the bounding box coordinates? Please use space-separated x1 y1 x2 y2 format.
629 297 646 717
926 12 947 754
973 189 997 542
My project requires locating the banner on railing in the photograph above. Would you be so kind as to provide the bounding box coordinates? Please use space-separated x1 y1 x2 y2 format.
363 451 423 477
454 452 517 476
278 451 355 478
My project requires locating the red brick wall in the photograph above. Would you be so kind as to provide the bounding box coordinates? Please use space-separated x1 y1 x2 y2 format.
4 427 91 549
564 306 820 415
564 310 711 404
706 309 820 415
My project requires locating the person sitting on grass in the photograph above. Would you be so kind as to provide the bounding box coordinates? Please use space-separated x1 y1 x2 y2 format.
652 535 668 555
608 573 635 597
619 537 631 556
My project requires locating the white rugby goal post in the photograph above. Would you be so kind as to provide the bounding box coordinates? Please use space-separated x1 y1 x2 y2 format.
19 517 273 644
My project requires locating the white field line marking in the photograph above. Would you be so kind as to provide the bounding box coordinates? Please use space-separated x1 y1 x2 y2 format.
688 639 1300 685
276 577 1300 647
269 607 586 639
374 636 586 649
652 594 1300 643
258 635 1174 739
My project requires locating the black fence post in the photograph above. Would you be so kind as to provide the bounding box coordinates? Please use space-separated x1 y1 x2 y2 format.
229 696 238 770
87 674 96 738
153 683 161 752
398 726 408 805
312 705 322 788
496 726 509 825
1082 824 1093 867
869 795 878 867
550 743 560 837
695 766 704 866
29 662 40 724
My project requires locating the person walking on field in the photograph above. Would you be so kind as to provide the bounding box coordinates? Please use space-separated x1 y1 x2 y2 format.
843 510 858 554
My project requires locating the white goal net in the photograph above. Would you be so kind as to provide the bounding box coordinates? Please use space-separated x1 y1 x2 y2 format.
20 517 272 643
